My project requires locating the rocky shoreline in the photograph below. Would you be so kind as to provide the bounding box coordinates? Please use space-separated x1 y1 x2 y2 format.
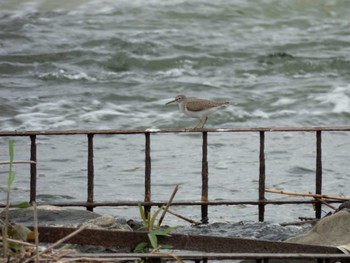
2 204 350 253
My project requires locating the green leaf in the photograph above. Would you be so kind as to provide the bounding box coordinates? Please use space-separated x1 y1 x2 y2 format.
9 225 32 241
149 206 163 230
138 202 147 223
8 171 16 189
9 139 14 163
133 242 149 253
152 227 176 236
10 202 31 208
7 139 15 189
8 242 23 252
150 228 173 237
159 244 174 249
148 233 158 249
164 226 176 234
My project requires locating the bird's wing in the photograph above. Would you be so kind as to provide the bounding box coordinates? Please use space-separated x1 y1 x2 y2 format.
186 99 229 112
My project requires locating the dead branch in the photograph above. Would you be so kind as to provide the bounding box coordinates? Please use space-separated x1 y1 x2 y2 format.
165 208 201 225
23 224 88 263
158 184 179 226
313 197 337 210
265 188 349 201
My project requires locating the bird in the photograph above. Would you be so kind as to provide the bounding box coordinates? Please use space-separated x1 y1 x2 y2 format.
166 94 230 128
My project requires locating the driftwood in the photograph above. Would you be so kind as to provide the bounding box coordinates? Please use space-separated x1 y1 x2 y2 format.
265 188 349 211
165 208 201 225
313 197 337 210
265 189 349 201
158 184 179 226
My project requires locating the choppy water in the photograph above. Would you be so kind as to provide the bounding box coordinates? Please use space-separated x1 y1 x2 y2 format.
1 0 350 226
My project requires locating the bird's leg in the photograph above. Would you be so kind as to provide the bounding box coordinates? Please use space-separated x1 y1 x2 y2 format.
193 118 202 129
201 116 208 128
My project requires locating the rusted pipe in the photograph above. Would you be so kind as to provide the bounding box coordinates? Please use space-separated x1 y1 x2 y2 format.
201 131 209 223
0 198 337 208
30 135 37 204
1 126 350 136
315 131 322 219
35 227 342 254
144 132 151 217
0 127 344 223
258 131 266 222
87 134 94 211
63 253 350 261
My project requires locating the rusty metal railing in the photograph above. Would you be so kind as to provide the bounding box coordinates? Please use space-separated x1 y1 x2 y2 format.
1 127 350 222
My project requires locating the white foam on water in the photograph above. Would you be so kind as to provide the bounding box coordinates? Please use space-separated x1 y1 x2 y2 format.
24 100 70 112
9 99 78 130
252 109 270 119
271 97 296 106
313 85 350 113
155 65 197 79
80 103 130 122
14 112 76 130
251 108 297 120
38 70 97 81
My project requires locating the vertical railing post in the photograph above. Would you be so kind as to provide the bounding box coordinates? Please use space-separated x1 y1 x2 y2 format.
315 130 322 218
258 131 266 222
30 135 37 204
87 134 94 211
144 132 151 217
201 131 209 223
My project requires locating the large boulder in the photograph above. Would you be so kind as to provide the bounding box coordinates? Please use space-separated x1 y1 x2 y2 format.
1 205 101 227
287 209 350 247
1 205 132 230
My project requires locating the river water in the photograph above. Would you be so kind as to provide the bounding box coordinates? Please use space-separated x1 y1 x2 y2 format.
0 0 350 226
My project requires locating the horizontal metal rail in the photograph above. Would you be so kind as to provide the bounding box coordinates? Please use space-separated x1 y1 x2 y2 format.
63 252 350 261
33 226 350 262
1 127 349 223
35 227 341 254
0 198 339 208
28 217 349 263
1 126 350 136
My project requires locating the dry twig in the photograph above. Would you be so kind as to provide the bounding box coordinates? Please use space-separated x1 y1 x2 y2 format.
33 202 40 263
158 184 179 226
265 188 349 201
23 224 88 263
313 197 337 210
165 208 201 225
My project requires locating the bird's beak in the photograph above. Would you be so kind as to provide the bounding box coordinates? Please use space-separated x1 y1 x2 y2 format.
166 99 176 105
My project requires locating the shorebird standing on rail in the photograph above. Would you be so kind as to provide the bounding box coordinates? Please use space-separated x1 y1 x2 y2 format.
166 94 230 128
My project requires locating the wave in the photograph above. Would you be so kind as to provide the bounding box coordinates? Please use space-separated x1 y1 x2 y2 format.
38 69 97 81
313 85 350 114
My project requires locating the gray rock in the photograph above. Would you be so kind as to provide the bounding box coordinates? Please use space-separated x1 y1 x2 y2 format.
335 201 350 213
1 205 132 231
82 215 132 231
1 205 101 227
1 205 134 253
286 209 350 247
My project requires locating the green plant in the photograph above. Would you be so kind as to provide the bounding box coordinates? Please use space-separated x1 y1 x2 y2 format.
134 204 175 253
1 139 32 259
2 139 16 258
133 185 183 263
